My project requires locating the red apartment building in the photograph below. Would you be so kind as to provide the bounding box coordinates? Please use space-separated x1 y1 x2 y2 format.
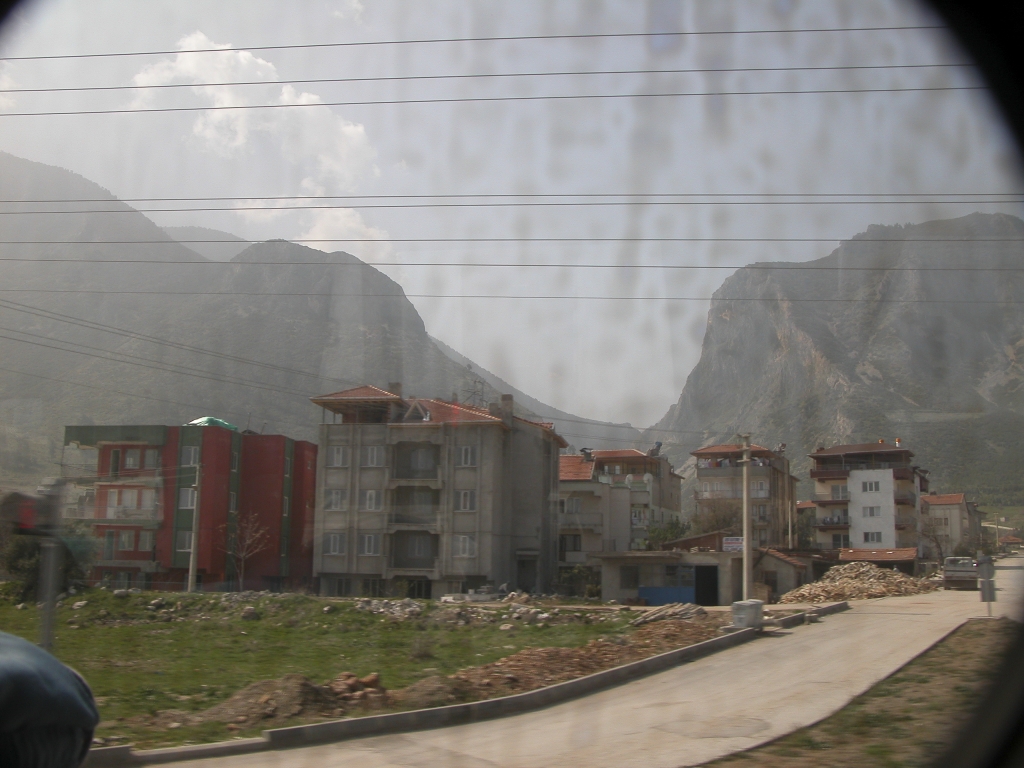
62 421 316 591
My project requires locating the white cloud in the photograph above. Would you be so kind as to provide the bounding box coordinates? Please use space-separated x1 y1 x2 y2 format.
331 0 364 22
297 207 392 259
0 66 17 110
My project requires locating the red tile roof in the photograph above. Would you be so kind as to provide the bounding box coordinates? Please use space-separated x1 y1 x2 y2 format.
796 500 817 510
404 399 503 424
760 548 807 569
591 449 650 459
691 443 777 458
312 385 402 402
560 455 595 481
838 547 918 562
921 493 966 506
809 442 912 457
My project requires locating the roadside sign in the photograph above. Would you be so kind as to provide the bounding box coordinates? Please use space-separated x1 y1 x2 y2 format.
980 579 996 603
978 556 995 580
723 537 743 552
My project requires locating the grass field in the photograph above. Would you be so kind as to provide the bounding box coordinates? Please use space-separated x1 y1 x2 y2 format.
0 587 631 749
703 617 1019 767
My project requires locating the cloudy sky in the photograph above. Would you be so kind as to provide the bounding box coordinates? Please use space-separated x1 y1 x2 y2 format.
0 0 1022 427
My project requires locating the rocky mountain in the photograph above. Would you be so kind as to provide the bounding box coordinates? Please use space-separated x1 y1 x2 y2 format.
647 213 1024 505
0 152 638 489
162 226 250 262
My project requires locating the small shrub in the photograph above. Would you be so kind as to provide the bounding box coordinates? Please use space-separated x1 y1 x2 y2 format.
410 635 434 660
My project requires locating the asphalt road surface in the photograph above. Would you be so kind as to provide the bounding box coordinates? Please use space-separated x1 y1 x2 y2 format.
176 557 1024 768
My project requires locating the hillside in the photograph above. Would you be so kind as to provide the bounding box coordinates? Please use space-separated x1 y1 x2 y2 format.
647 213 1024 505
162 226 250 262
0 152 634 488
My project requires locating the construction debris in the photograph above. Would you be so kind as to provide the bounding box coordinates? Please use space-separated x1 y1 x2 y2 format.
629 602 706 626
353 598 424 620
779 561 940 603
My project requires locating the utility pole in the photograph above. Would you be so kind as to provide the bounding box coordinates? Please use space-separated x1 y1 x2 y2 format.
739 434 752 601
186 465 202 592
38 480 64 651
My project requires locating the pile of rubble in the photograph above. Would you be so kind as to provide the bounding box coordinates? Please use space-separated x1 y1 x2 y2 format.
394 614 730 707
353 598 424 620
629 603 706 626
779 561 940 603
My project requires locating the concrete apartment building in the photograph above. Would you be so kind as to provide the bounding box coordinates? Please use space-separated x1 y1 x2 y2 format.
62 421 316 591
310 385 566 599
808 440 929 551
691 443 798 548
919 491 984 559
557 448 683 578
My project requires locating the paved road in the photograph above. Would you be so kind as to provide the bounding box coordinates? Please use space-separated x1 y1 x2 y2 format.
179 559 1024 768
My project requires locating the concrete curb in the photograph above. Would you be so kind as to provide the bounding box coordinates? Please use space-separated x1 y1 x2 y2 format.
83 603 846 766
775 600 849 629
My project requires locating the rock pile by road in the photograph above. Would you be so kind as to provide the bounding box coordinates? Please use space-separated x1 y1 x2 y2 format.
353 598 424 620
779 561 940 603
629 603 706 626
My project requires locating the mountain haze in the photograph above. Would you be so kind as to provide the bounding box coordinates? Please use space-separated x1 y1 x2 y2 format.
0 152 637 489
647 213 1024 505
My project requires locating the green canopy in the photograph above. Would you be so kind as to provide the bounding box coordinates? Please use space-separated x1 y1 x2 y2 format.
185 417 239 431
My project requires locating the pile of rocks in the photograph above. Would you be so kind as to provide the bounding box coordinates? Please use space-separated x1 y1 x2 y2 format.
353 598 424 620
779 561 940 603
326 671 389 708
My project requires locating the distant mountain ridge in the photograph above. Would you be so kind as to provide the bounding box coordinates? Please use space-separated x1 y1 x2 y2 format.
646 212 1024 505
0 152 637 488
162 226 249 262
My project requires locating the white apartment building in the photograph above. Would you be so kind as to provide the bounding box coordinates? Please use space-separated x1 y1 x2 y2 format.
808 441 929 551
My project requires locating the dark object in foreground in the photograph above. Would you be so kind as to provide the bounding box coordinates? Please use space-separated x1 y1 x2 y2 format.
0 631 99 767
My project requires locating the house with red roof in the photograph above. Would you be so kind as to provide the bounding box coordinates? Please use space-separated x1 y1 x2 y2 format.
691 442 799 549
310 384 567 598
919 491 985 558
557 447 683 594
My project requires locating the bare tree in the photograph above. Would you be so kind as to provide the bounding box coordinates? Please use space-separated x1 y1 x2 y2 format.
689 498 741 536
919 515 946 563
223 509 271 591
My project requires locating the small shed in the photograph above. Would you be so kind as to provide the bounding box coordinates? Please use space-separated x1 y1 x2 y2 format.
660 529 732 552
838 547 918 576
588 550 743 606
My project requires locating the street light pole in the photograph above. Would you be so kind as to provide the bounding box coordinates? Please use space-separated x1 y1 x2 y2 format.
186 465 202 593
739 434 752 601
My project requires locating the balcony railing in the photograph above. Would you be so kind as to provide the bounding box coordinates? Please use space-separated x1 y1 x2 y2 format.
389 555 438 570
811 493 850 503
388 510 439 527
696 490 741 499
102 506 160 521
814 515 851 528
559 512 604 529
894 491 917 506
895 515 917 529
809 469 850 480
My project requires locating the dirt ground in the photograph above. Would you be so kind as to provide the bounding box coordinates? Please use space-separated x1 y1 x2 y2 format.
397 614 731 708
703 617 1019 767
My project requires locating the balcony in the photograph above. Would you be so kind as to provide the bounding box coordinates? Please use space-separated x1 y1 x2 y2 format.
388 510 440 529
100 506 160 522
558 512 604 531
894 491 918 506
812 493 850 505
696 489 742 499
809 469 850 480
814 515 851 529
895 515 917 530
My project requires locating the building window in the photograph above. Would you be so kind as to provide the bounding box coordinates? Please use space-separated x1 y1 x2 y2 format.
410 447 435 472
862 506 881 517
118 530 135 551
120 489 137 509
362 578 386 597
862 481 880 492
559 534 581 557
360 445 385 467
327 446 350 467
325 489 348 511
359 489 383 511
144 448 160 468
453 534 477 557
620 565 639 589
229 492 238 513
106 489 119 515
285 457 292 478
665 565 695 587
283 497 290 516
117 572 132 590
178 487 196 509
758 528 769 546
138 531 154 552
324 532 346 555
456 446 478 467
176 530 193 552
140 488 156 511
832 533 851 548
124 449 141 469
832 485 849 500
455 490 477 511
864 531 882 543
358 533 381 556
231 451 239 472
565 497 581 515
181 445 200 467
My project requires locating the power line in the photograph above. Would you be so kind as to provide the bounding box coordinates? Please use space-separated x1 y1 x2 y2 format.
2 258 1023 273
0 84 982 118
0 289 1019 303
0 25 945 63
0 297 359 388
0 62 973 95
1 236 1022 244
3 197 1022 214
